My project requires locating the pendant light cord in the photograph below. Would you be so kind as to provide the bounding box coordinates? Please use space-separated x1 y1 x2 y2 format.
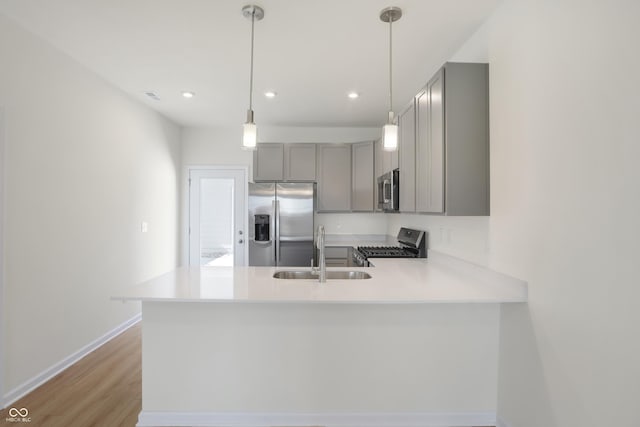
249 9 255 112
388 17 393 115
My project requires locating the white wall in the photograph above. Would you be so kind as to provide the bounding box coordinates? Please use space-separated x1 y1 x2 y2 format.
257 126 381 144
316 212 387 236
448 1 640 426
181 127 254 172
0 13 181 399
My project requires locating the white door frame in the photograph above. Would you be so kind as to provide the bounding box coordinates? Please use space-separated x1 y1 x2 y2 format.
0 107 6 408
182 165 249 267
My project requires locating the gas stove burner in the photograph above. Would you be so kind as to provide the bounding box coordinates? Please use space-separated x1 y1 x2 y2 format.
356 228 428 260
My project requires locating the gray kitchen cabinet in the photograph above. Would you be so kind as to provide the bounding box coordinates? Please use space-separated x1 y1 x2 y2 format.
415 62 489 215
351 141 375 212
374 138 383 177
254 143 316 181
374 138 383 211
253 143 284 181
284 144 316 181
317 144 352 212
398 101 416 212
415 69 444 213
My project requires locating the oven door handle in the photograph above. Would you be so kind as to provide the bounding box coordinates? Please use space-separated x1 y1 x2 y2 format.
383 179 392 203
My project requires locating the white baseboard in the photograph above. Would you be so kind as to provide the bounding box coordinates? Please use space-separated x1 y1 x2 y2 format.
2 313 141 408
497 416 513 427
137 411 497 427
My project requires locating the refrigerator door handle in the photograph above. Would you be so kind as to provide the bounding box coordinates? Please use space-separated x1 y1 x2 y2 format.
273 199 279 265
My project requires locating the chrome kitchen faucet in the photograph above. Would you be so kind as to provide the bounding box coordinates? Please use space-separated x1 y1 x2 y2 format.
311 225 326 283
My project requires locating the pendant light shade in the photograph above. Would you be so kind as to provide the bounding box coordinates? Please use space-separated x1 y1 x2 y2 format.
241 5 264 150
383 110 398 151
243 122 257 149
383 123 398 151
380 6 402 152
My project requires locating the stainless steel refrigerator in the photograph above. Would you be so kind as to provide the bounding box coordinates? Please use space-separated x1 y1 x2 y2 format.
249 182 315 266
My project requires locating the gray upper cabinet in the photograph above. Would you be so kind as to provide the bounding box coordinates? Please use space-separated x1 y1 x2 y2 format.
284 144 316 181
374 138 383 177
374 138 383 211
255 142 373 213
416 69 445 213
415 62 489 216
253 143 284 181
254 143 316 182
317 144 352 212
351 141 374 212
398 101 416 212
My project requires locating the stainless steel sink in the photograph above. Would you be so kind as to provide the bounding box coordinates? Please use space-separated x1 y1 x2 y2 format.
273 270 372 280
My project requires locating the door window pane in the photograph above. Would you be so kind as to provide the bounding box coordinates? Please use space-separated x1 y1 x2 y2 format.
199 178 234 266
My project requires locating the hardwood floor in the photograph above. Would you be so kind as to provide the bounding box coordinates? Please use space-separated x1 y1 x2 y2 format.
4 323 141 427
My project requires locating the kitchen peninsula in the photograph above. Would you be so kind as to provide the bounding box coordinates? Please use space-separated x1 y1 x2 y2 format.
114 252 526 427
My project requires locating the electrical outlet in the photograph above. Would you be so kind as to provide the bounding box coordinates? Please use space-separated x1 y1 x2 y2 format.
141 221 149 233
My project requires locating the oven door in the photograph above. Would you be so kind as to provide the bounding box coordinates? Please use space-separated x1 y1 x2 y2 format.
351 248 369 267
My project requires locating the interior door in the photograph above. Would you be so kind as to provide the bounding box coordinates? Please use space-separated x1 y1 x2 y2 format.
189 168 247 266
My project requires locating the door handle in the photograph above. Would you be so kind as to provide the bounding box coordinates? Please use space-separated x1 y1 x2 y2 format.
275 200 280 265
272 200 277 265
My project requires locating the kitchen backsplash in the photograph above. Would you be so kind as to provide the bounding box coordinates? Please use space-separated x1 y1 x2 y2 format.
316 212 489 266
387 214 489 266
315 213 387 236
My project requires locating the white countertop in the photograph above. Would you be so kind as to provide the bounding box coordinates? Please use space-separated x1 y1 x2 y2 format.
112 251 527 304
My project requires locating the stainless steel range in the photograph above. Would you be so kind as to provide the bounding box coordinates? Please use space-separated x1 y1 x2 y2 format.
353 227 427 266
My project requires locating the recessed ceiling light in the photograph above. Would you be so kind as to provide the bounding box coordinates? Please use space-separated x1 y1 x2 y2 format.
264 91 277 98
182 91 195 98
348 92 359 99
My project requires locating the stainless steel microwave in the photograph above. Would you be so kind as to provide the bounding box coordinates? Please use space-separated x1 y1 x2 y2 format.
377 168 399 212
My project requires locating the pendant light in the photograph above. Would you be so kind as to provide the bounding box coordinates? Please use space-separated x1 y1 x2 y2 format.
241 5 264 150
380 6 402 152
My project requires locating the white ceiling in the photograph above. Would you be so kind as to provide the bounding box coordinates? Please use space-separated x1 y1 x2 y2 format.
0 0 501 128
